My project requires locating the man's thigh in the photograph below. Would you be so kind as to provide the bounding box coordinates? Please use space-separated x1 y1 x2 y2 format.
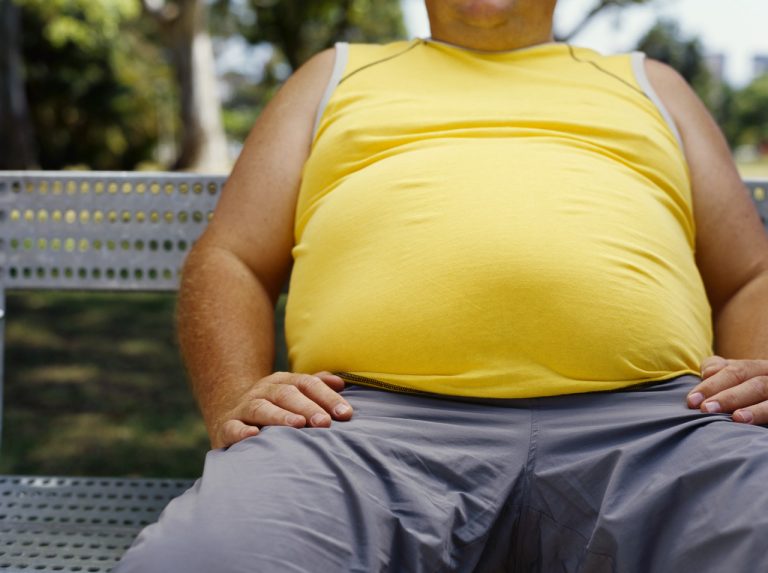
523 376 768 573
115 386 534 573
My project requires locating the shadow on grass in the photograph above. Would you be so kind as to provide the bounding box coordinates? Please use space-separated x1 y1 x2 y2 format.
1 291 210 478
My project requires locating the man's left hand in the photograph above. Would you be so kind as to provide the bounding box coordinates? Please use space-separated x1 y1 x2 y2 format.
687 355 768 424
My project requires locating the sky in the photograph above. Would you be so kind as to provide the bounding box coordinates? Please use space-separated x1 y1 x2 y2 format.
399 0 768 87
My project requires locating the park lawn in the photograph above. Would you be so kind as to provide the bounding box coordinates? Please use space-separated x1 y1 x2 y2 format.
1 291 209 478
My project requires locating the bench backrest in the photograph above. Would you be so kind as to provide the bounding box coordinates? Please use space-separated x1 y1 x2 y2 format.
3 172 768 292
0 172 224 292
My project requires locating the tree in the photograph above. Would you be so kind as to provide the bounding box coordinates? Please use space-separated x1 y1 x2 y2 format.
210 0 406 70
142 0 229 172
637 21 711 89
212 0 405 145
636 20 734 144
12 0 175 170
7 0 228 172
243 0 405 70
732 74 768 150
0 0 38 169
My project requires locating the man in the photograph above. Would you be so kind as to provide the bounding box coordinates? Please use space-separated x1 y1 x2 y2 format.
116 1 768 571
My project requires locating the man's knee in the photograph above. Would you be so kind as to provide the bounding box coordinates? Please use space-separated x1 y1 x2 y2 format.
115 515 220 573
115 436 361 572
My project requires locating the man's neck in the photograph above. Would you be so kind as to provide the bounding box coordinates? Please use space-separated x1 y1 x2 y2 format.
426 1 556 53
428 26 554 52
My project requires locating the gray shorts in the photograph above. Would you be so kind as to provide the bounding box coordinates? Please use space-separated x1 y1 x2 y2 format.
115 376 768 572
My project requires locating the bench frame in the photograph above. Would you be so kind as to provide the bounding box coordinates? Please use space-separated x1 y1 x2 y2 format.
0 170 767 572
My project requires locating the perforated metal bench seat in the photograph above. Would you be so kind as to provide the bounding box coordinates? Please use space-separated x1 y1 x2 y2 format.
0 476 194 572
0 172 767 572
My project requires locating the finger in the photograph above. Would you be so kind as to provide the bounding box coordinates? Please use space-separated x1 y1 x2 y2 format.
733 401 768 425
700 355 728 379
218 419 260 448
699 375 768 415
313 371 346 392
268 378 334 427
687 361 762 409
238 394 309 428
687 355 729 408
301 373 353 420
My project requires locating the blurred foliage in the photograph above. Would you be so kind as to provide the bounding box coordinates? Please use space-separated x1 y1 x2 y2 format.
15 0 140 50
212 0 405 143
9 0 404 168
218 59 285 143
637 20 739 146
637 21 768 150
638 21 714 98
220 76 265 144
8 0 768 167
638 20 723 112
250 0 405 69
213 0 405 69
13 0 176 170
732 74 768 149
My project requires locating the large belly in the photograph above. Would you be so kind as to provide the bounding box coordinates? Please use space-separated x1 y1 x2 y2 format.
286 140 712 397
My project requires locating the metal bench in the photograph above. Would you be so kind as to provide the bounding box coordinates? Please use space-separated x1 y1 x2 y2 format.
0 171 767 572
0 171 222 572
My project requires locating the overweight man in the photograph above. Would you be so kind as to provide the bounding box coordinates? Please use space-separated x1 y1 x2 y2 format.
116 0 768 571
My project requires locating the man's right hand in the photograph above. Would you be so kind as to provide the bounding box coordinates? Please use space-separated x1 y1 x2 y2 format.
212 371 353 449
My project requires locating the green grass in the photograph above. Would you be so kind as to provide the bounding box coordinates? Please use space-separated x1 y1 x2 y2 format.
1 292 210 478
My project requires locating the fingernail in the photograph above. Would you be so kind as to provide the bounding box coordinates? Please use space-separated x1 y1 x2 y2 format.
735 410 754 424
285 414 303 426
311 413 329 426
688 392 704 408
704 401 722 413
334 404 350 417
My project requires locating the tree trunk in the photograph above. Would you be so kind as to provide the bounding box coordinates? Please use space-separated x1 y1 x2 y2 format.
147 0 229 172
0 0 38 169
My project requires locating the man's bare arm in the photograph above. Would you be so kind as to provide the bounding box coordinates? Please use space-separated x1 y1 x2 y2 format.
178 49 352 449
647 59 768 423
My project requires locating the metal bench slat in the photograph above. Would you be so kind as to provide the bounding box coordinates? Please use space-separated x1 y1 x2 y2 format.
0 475 195 572
0 171 224 292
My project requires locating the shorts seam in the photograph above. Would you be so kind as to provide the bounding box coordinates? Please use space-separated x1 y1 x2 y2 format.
511 402 539 567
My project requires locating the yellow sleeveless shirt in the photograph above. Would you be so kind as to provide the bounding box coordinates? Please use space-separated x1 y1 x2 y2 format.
286 39 713 398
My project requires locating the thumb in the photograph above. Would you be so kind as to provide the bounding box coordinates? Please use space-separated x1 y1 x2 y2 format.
217 419 260 449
